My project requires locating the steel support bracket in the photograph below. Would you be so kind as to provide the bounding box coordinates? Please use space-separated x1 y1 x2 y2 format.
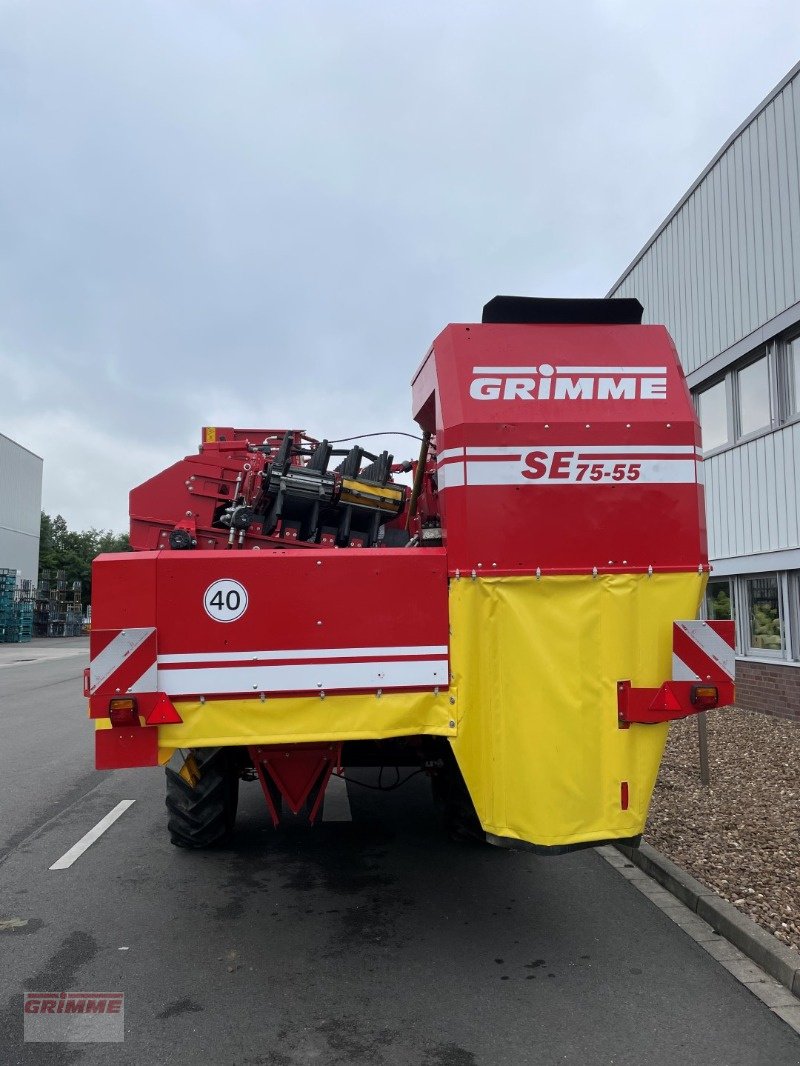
617 678 735 727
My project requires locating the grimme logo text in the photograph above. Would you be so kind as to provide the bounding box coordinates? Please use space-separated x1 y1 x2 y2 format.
24 993 123 1015
469 364 668 401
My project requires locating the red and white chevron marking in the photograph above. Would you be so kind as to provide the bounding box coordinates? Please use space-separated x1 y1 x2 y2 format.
672 620 735 684
89 628 157 695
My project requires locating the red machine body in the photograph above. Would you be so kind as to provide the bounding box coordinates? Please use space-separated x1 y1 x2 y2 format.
88 297 733 852
413 319 706 574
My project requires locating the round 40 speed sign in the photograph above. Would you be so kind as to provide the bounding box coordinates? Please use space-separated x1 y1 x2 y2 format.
203 579 248 623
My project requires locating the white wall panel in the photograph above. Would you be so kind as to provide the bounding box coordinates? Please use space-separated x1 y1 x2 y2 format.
704 422 800 560
610 69 800 375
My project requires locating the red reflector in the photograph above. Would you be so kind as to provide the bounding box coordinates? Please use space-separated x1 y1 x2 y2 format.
691 685 719 709
144 693 183 725
109 698 139 727
620 781 629 810
649 683 683 712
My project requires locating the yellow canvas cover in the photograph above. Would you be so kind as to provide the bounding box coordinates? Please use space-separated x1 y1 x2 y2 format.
155 687 456 762
448 571 705 848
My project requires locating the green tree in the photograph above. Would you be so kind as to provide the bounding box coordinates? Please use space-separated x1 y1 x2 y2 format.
38 513 130 606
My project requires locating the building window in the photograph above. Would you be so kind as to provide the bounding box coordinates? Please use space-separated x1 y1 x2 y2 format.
705 578 734 621
745 573 783 653
788 336 800 416
736 354 771 437
697 379 728 451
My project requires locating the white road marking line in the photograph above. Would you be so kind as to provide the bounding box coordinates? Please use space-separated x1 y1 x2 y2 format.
322 775 352 822
49 801 135 870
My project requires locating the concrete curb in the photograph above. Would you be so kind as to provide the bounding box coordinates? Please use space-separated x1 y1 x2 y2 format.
617 842 800 999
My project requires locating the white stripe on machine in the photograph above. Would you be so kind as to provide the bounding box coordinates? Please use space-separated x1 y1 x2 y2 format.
157 657 448 695
461 444 700 457
437 462 465 490
435 447 466 462
437 446 699 487
158 644 447 665
468 458 697 486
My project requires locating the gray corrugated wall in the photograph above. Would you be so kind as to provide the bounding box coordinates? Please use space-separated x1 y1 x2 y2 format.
703 421 800 560
0 434 43 581
610 70 800 375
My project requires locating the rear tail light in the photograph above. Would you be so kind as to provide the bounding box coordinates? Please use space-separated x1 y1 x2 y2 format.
109 698 139 727
690 685 719 709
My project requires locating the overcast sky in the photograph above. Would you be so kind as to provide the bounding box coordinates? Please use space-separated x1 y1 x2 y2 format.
1 1 798 533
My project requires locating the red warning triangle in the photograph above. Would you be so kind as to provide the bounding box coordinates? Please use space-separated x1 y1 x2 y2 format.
648 683 683 713
144 693 183 725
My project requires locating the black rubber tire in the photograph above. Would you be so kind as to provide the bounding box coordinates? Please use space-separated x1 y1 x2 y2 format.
165 748 240 849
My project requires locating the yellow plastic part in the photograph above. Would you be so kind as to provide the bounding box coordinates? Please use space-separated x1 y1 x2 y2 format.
339 477 404 514
447 572 705 848
155 688 457 752
178 752 200 787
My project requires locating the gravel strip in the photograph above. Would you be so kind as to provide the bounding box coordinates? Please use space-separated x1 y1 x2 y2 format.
645 707 799 952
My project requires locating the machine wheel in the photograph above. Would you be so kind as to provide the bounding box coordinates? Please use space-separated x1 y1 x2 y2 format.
165 748 240 848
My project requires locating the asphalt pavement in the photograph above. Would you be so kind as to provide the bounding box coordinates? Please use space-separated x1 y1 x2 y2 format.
0 639 798 1065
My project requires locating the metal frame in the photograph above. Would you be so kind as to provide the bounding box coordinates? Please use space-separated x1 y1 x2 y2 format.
702 575 736 624
788 570 800 661
694 376 732 455
781 331 800 421
706 569 800 665
733 348 772 442
738 572 787 660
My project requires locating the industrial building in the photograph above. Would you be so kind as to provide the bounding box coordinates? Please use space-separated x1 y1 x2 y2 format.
0 432 43 584
608 61 800 721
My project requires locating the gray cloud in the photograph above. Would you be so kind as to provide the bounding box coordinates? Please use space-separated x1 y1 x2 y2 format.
1 0 798 529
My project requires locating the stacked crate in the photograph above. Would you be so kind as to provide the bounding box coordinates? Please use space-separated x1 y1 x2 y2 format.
8 580 34 642
0 568 17 642
66 581 83 637
35 571 84 637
